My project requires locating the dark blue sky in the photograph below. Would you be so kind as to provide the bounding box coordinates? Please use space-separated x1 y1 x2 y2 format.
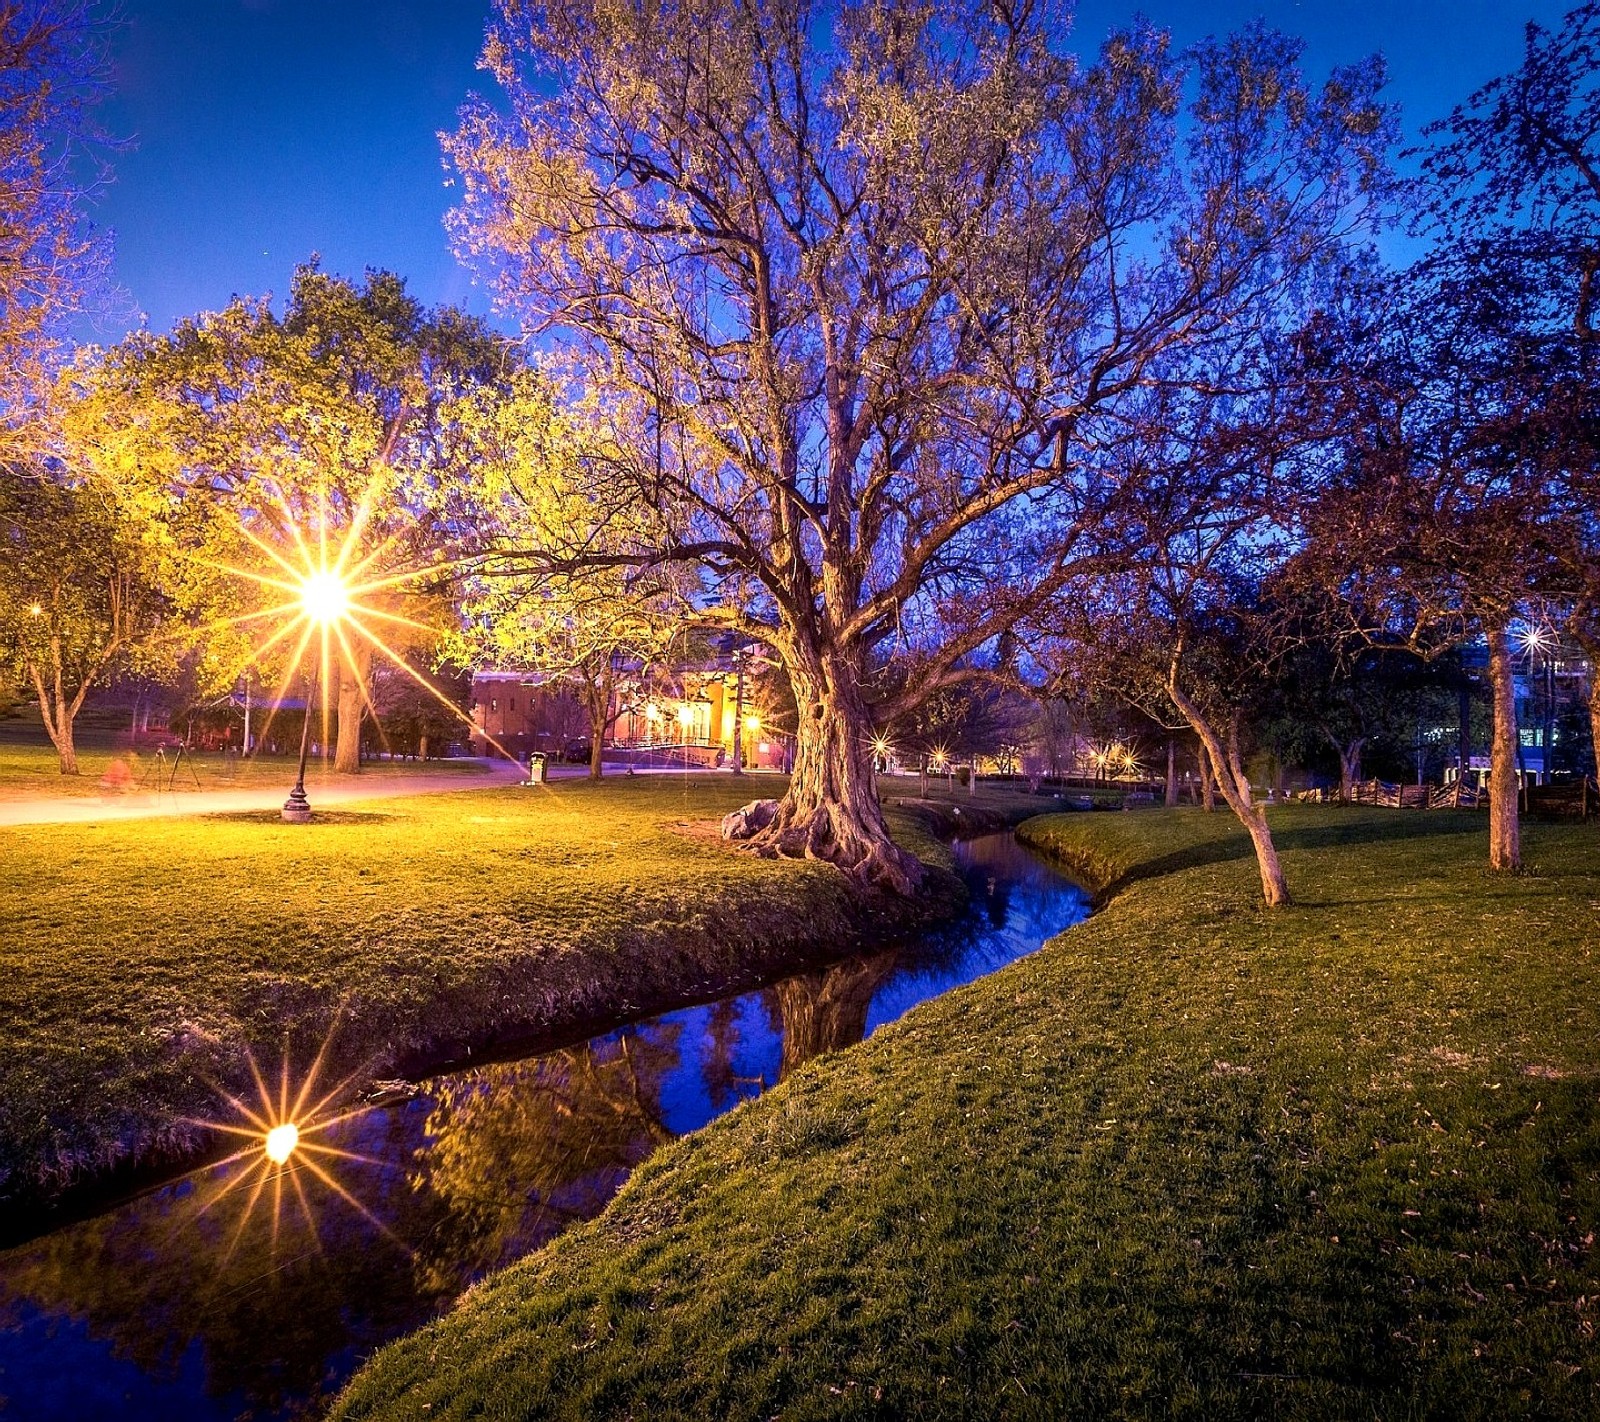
93 0 1570 338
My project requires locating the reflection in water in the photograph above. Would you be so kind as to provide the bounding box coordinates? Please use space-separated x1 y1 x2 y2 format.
0 833 1088 1421
775 952 899 1081
408 1029 680 1296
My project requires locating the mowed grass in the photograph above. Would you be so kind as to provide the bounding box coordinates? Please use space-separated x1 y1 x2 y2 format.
0 775 965 1214
0 738 488 801
332 806 1600 1422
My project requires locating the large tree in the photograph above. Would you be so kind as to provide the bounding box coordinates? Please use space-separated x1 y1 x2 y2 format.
446 0 1391 890
69 266 512 773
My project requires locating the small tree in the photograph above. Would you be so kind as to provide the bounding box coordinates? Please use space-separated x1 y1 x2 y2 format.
0 470 167 772
1387 0 1600 855
447 384 690 779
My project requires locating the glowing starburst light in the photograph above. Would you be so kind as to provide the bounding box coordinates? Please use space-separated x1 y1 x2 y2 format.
184 1030 403 1265
264 1121 300 1164
182 479 528 772
299 570 350 626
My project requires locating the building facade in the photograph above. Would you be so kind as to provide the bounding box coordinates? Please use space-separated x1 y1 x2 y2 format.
468 659 790 771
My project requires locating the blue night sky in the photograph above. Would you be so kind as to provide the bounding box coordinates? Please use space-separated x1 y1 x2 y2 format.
93 0 1571 338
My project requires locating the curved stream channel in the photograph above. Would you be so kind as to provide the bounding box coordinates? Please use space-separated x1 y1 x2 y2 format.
0 833 1087 1420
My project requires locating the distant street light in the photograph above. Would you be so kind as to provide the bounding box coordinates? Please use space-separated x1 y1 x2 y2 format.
1519 626 1558 784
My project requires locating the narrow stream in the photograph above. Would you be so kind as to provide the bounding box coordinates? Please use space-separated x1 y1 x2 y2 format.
0 833 1087 1421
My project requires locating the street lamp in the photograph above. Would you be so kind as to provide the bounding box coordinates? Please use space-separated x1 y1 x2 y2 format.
1520 626 1558 785
282 568 350 823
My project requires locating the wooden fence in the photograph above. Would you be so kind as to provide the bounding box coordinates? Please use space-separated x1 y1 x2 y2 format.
1295 777 1594 820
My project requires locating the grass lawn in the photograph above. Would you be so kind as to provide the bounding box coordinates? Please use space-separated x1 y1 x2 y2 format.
332 806 1600 1421
0 775 989 1218
0 738 489 801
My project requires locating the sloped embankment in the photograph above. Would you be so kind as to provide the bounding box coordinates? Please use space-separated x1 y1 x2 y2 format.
333 805 1600 1421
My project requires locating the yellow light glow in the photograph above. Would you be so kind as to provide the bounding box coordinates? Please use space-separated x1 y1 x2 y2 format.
299 570 350 626
872 735 891 757
744 714 761 731
645 703 661 721
264 1121 300 1164
676 704 693 725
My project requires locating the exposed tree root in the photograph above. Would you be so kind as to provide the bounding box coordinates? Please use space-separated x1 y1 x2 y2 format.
744 799 923 896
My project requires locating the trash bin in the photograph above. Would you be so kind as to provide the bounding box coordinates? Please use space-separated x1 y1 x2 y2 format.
527 753 548 784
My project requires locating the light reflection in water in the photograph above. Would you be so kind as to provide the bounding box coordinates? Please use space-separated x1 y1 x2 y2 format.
0 833 1087 1421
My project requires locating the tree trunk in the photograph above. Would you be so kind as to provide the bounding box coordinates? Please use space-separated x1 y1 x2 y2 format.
29 664 80 774
1199 744 1217 812
587 659 613 781
418 733 430 762
1167 677 1288 906
53 715 78 775
1338 740 1364 805
1589 679 1600 786
1487 624 1522 871
748 651 921 893
334 643 373 774
1164 737 1178 807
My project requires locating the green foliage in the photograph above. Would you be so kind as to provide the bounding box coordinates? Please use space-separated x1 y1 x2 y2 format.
444 385 692 750
0 468 171 765
334 808 1600 1420
62 264 519 702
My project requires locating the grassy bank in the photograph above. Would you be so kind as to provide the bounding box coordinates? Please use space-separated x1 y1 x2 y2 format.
0 776 981 1221
333 806 1600 1421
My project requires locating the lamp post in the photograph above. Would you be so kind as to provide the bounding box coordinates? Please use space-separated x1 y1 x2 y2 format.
730 645 746 775
281 569 349 823
282 668 318 822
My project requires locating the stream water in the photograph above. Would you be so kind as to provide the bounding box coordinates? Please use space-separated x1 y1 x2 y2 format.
0 833 1087 1421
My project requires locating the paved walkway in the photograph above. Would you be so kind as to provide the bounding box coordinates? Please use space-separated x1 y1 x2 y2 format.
0 758 549 828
